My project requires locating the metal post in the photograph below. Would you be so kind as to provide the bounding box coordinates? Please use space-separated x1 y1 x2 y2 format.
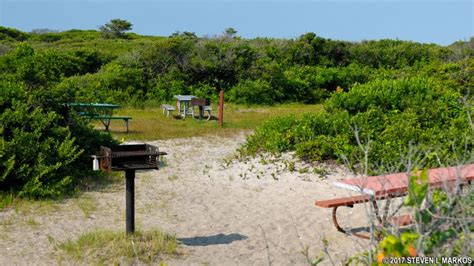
219 90 224 127
125 169 135 234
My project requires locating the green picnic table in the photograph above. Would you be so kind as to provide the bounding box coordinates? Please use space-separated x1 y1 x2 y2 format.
66 103 132 133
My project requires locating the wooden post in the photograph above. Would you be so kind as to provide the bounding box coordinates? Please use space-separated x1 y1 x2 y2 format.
219 90 224 127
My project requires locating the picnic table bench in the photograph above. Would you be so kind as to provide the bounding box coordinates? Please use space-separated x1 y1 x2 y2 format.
86 115 132 133
315 164 474 239
66 103 132 133
163 96 212 120
161 104 176 118
190 98 212 121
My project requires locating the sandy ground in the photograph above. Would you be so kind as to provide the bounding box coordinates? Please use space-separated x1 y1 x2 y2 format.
0 134 377 265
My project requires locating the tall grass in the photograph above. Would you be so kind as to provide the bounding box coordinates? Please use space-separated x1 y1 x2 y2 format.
59 229 179 264
97 103 323 141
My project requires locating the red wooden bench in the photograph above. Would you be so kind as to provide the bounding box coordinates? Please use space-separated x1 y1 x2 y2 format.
315 194 410 239
315 164 474 239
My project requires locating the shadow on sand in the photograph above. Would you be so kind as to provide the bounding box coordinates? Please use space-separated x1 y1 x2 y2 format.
178 233 248 246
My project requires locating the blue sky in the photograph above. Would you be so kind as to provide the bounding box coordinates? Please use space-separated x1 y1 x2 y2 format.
1 0 472 45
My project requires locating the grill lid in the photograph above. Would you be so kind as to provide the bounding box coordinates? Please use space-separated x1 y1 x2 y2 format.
97 144 167 171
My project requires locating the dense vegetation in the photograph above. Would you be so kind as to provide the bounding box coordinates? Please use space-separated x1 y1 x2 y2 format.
244 70 473 174
1 23 473 197
0 39 117 198
2 25 472 106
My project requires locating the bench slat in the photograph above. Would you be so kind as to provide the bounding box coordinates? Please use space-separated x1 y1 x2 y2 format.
161 104 175 110
315 194 392 208
89 116 132 120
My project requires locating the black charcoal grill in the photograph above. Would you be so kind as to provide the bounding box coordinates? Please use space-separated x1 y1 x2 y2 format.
93 144 167 234
99 144 166 171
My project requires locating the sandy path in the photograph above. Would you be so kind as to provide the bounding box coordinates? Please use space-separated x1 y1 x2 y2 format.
0 134 372 265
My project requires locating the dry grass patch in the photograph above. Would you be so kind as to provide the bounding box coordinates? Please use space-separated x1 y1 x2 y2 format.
76 195 97 218
26 217 40 227
0 194 61 215
59 229 179 264
167 174 179 181
97 103 322 141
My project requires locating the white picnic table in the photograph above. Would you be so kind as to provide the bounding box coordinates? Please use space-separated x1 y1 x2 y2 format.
174 95 197 119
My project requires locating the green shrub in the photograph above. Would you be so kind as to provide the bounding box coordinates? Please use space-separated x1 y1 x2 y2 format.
244 114 299 154
55 62 146 104
282 64 371 102
0 44 108 89
295 136 336 162
350 39 449 68
145 70 189 102
0 26 29 41
0 78 116 198
243 77 473 174
228 79 282 105
1 81 78 197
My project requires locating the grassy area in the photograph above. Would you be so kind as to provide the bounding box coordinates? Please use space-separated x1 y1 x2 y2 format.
0 192 61 214
76 195 97 218
59 229 179 264
96 103 323 141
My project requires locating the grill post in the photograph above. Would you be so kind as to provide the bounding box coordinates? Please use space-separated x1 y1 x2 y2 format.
125 169 135 234
93 144 167 235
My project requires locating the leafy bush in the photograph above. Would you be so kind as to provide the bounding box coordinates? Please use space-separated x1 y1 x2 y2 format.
0 26 29 41
1 81 77 197
350 39 450 68
55 62 146 104
295 136 336 162
0 76 116 198
243 77 473 174
281 64 372 103
0 44 108 89
228 79 282 105
244 114 300 154
99 19 133 39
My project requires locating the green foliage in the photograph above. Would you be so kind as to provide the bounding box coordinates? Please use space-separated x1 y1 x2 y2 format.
224 27 238 38
295 135 337 162
228 79 281 105
99 19 133 39
0 26 29 41
244 115 300 154
243 76 473 174
0 66 116 198
3 27 469 107
351 39 450 68
56 62 146 104
0 43 108 89
447 37 474 61
1 26 472 196
376 232 419 262
28 29 102 43
281 64 371 103
367 170 474 264
1 81 78 197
